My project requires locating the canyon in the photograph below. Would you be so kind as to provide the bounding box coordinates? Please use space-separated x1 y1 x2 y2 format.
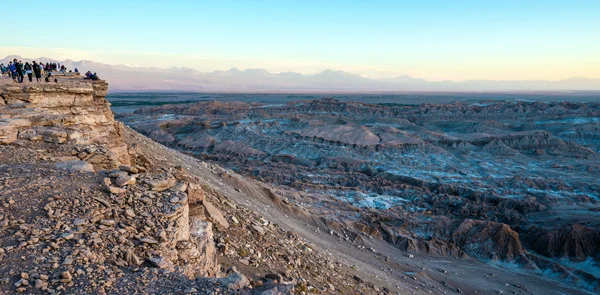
120 97 600 293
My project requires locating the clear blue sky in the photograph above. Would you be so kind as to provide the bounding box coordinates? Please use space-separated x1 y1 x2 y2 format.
2 0 599 80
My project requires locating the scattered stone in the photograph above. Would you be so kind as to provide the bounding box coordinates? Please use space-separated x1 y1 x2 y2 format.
202 200 230 229
14 278 28 287
119 165 139 174
100 219 116 226
61 271 72 283
34 279 47 289
115 174 136 186
125 209 136 218
55 160 95 173
238 258 250 266
107 186 126 194
251 224 266 236
140 237 158 244
73 218 86 226
148 256 173 269
146 175 177 192
125 249 142 266
217 268 249 290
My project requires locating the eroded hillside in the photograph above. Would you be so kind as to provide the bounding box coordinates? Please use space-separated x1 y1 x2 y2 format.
120 98 600 294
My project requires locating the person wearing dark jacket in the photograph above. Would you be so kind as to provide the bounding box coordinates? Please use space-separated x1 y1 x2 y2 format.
32 61 42 82
14 59 24 83
24 62 33 82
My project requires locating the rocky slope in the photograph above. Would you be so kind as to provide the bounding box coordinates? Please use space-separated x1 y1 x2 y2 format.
2 79 380 294
121 98 600 293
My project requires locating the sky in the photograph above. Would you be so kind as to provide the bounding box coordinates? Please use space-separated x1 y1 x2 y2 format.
2 0 599 81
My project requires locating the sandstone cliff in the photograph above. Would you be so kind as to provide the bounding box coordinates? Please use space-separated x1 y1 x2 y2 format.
0 78 129 168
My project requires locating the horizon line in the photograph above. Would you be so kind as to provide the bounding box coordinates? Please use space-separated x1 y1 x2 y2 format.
2 54 599 83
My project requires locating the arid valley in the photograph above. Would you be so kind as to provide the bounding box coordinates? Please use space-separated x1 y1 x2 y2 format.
115 93 600 294
0 73 599 295
3 1 600 294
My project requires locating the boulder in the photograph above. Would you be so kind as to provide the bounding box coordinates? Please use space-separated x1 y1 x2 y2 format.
146 175 177 192
148 256 174 270
202 200 230 229
107 186 126 194
115 174 136 186
0 123 17 144
216 267 249 290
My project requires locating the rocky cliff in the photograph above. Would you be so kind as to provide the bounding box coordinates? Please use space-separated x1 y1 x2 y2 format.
0 79 241 294
1 78 129 169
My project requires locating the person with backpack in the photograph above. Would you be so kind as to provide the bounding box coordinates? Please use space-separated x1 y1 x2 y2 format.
24 62 33 82
33 61 42 82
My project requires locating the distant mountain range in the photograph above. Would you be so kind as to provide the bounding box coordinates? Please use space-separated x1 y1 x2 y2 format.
3 55 600 92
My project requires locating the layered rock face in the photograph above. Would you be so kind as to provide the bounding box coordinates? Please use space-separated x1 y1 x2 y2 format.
0 78 129 168
122 98 600 292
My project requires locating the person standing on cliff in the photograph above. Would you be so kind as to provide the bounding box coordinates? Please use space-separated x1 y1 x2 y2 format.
0 63 6 79
9 61 18 83
32 61 42 82
24 62 33 82
14 59 24 83
6 62 12 79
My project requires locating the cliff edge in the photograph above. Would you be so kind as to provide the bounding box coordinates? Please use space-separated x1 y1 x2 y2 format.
1 78 129 168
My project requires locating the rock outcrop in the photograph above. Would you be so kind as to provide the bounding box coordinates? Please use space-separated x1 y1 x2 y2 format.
522 224 600 260
0 78 129 169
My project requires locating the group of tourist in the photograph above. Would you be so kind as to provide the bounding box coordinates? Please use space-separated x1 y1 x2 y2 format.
83 71 100 81
0 58 92 83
